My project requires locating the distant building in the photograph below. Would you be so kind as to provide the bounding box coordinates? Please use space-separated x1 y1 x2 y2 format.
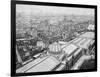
36 41 46 49
87 24 95 31
16 33 26 39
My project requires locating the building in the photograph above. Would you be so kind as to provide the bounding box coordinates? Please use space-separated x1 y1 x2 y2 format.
36 41 46 49
79 32 95 39
16 31 95 72
16 56 61 73
48 42 65 61
87 24 95 31
72 32 95 55
61 44 84 69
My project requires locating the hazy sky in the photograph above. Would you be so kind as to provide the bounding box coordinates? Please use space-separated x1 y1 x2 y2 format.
16 4 94 16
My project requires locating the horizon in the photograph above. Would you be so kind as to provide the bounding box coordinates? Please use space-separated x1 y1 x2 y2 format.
16 4 94 17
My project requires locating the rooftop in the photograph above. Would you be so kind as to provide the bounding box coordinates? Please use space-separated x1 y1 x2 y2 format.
62 44 78 56
79 32 94 39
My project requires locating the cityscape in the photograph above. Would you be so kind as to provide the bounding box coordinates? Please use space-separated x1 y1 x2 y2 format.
16 4 95 73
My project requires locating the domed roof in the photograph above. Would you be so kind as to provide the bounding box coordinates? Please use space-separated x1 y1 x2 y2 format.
48 42 62 54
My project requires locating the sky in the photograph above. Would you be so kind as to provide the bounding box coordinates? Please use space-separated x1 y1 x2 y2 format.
16 4 94 16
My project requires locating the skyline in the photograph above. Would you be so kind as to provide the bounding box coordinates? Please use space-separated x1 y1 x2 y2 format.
16 4 94 16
